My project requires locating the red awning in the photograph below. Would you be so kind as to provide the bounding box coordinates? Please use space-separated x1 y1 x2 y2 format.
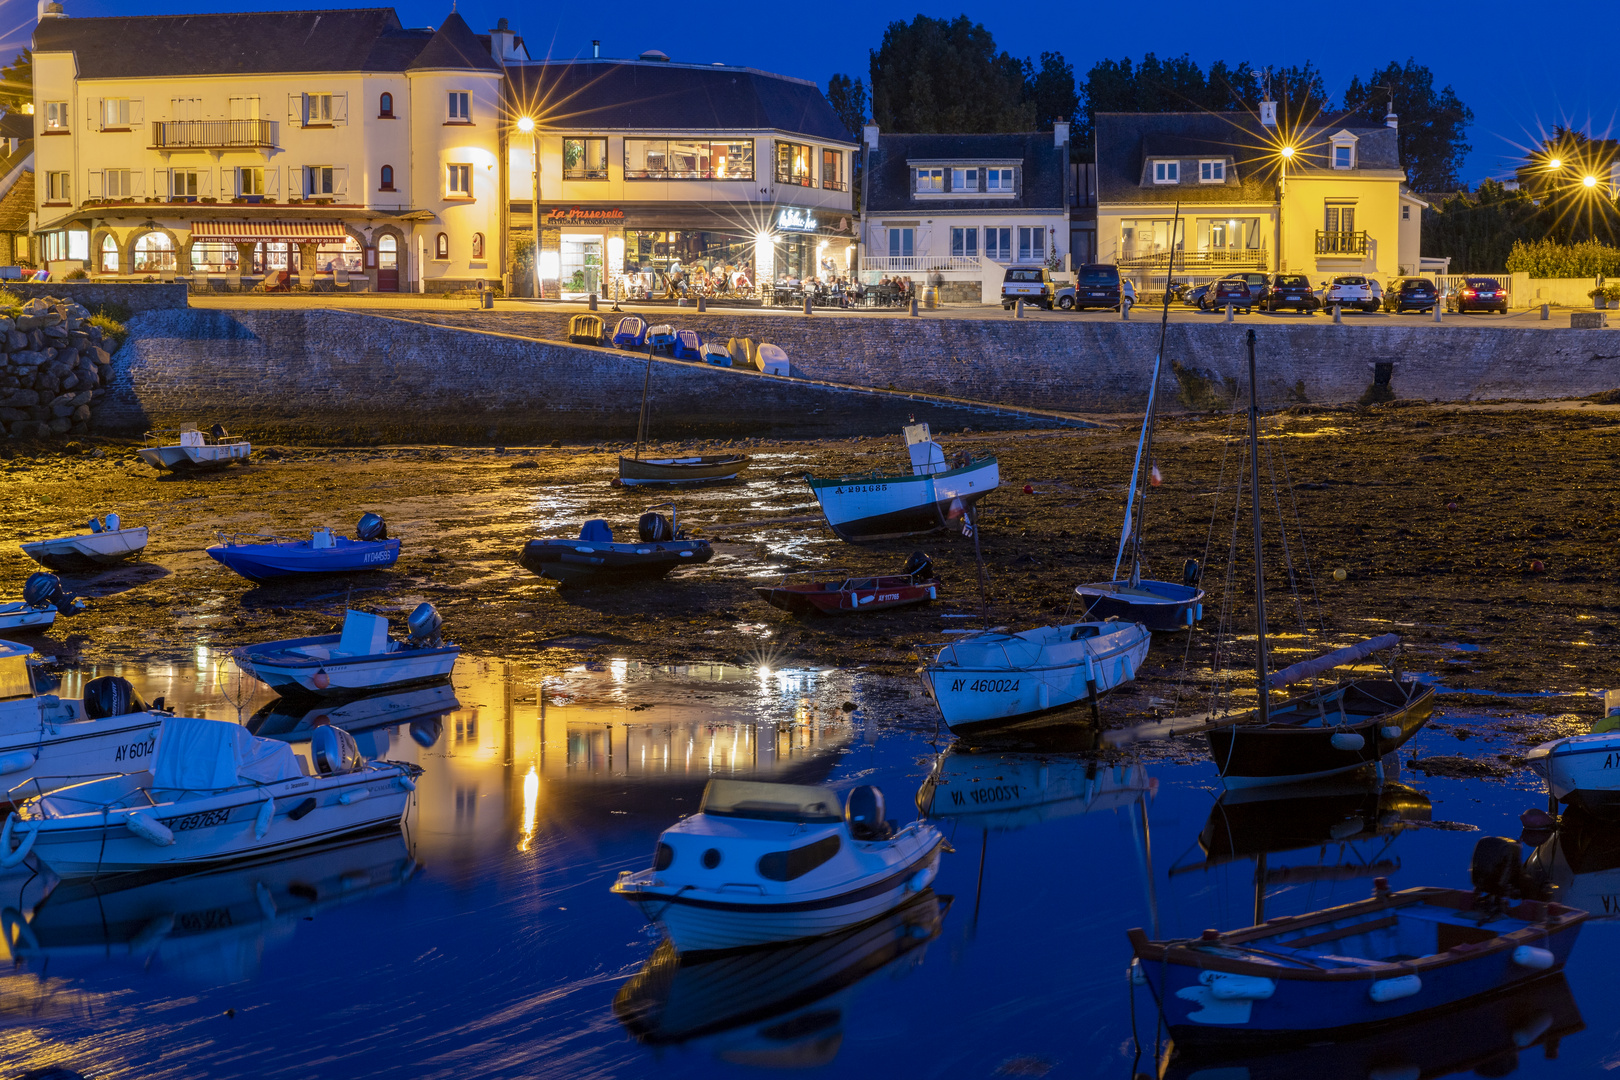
190 220 349 243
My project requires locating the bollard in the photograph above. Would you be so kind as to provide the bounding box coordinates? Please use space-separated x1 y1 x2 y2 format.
677 297 687 307
1433 303 1442 323
1333 303 1342 324
1224 303 1234 323
912 297 921 317
588 293 598 311
1120 300 1129 320
1014 299 1024 319
697 296 706 313
1541 303 1549 321
803 296 812 315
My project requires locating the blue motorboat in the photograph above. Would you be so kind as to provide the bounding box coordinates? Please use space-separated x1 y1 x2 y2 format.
208 513 399 582
518 509 711 586
1129 838 1587 1048
613 315 649 349
673 329 702 361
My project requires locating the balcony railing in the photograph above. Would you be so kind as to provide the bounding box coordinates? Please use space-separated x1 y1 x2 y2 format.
1316 230 1369 255
862 255 985 273
150 119 275 150
775 167 813 187
562 167 608 180
821 177 848 192
1117 249 1268 272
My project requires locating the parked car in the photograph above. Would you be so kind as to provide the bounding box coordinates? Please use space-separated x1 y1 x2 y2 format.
1059 263 1123 311
1002 267 1053 310
1452 276 1508 314
1201 271 1268 312
1318 275 1380 313
1258 273 1319 313
1383 276 1438 313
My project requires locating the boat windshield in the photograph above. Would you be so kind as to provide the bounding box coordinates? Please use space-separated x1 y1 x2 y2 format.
0 655 31 701
700 779 843 823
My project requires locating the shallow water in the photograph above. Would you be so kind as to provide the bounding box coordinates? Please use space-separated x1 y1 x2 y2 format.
2 657 1616 1079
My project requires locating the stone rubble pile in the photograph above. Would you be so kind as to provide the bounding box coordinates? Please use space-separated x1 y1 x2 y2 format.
0 297 118 439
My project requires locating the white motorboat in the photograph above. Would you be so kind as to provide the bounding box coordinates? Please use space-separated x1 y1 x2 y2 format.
919 620 1152 737
917 752 1153 829
1527 691 1620 815
0 643 172 800
612 779 947 954
0 602 55 633
137 422 251 472
806 423 999 541
0 572 85 633
21 514 147 572
232 605 459 699
0 717 422 876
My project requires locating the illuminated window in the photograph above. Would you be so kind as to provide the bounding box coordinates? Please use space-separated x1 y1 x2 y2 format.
43 101 68 131
472 232 485 260
435 233 449 259
914 168 943 193
446 164 471 196
133 232 176 272
99 234 118 272
448 92 470 122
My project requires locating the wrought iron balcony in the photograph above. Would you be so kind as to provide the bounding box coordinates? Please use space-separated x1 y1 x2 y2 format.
1117 248 1268 272
1316 229 1369 255
150 119 275 150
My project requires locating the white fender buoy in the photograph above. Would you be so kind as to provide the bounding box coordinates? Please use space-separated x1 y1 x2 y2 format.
1038 682 1050 710
1330 817 1366 841
398 774 417 792
126 811 175 847
904 869 930 893
338 788 371 805
1369 974 1422 1002
0 750 38 776
1203 972 1276 1001
1380 725 1403 740
0 815 38 868
1331 732 1366 751
254 790 275 839
1512 945 1555 970
1 906 38 952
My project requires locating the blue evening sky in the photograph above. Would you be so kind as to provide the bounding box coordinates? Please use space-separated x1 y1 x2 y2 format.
8 0 1609 185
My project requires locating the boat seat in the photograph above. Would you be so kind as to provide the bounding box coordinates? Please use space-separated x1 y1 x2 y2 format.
579 520 614 543
334 610 390 657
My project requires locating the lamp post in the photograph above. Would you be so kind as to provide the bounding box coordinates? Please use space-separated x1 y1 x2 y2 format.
1276 144 1294 274
517 115 539 299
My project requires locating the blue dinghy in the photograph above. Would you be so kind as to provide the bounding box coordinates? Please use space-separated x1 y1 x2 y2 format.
1129 838 1587 1048
208 513 400 582
673 329 703 361
613 315 649 349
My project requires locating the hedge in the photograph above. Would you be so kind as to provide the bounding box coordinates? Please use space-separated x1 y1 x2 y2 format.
1504 239 1620 278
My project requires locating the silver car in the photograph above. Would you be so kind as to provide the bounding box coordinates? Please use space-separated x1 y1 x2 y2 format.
1317 275 1381 313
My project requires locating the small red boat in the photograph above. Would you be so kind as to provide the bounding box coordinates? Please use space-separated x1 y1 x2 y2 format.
755 554 939 616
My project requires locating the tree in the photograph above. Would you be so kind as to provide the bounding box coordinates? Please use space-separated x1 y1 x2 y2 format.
1422 181 1545 272
868 15 1032 133
1344 60 1472 191
826 74 868 140
1022 51 1077 131
0 50 29 117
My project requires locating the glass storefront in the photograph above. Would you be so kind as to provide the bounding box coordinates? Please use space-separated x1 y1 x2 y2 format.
560 235 602 296
624 230 755 277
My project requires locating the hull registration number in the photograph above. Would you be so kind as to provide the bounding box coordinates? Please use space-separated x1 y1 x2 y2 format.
166 807 232 832
949 678 1020 693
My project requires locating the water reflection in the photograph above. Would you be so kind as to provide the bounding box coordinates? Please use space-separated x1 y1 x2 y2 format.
1529 808 1620 919
917 749 1153 829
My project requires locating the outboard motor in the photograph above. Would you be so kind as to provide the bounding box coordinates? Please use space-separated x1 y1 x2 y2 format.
406 602 443 648
410 719 444 748
845 785 894 841
638 512 673 543
82 676 149 719
23 572 71 613
903 551 934 581
1470 836 1527 914
356 512 388 541
210 423 229 441
1183 559 1202 587
312 724 365 776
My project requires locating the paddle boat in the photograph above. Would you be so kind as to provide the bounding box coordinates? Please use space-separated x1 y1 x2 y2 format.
246 682 460 745
647 323 677 355
207 513 399 582
672 330 703 361
21 514 147 571
1128 837 1587 1048
0 717 422 876
754 552 939 616
137 422 251 472
699 341 732 367
519 508 712 586
233 605 458 699
0 649 173 803
919 619 1152 738
613 315 650 349
1526 689 1620 815
806 423 999 542
917 752 1152 829
612 779 947 953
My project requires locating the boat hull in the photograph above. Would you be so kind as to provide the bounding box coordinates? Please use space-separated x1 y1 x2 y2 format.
1527 733 1620 815
21 527 148 571
206 538 400 581
247 683 461 740
1075 579 1205 631
920 621 1152 736
1207 680 1435 788
618 455 749 485
234 635 460 698
0 707 167 802
806 457 999 542
0 604 56 632
137 443 251 472
753 577 937 616
519 537 712 585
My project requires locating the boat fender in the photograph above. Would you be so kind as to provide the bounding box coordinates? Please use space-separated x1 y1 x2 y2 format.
1202 972 1275 1001
1512 1011 1555 1049
288 797 318 821
0 750 38 776
1331 732 1366 752
1083 654 1095 683
339 788 371 805
126 811 175 847
1128 958 1147 986
1380 725 1403 740
0 815 39 867
129 913 176 955
1 906 38 952
1512 945 1555 970
1368 975 1422 1002
254 790 275 840
904 869 929 893
928 586 937 600
398 774 417 792
313 669 331 690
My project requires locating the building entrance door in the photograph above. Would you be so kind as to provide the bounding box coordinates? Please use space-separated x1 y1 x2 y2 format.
560 235 602 297
377 235 399 291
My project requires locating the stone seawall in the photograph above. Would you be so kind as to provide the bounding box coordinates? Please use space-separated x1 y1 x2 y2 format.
3 283 189 312
100 309 1073 443
406 309 1620 413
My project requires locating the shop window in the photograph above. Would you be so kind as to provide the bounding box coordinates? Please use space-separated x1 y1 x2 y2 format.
1018 227 1044 262
133 232 176 272
776 142 812 187
435 233 449 260
1152 161 1178 183
624 140 753 180
987 167 1015 192
43 101 68 131
446 164 471 197
448 92 470 122
914 168 943 193
887 228 914 258
378 234 398 269
379 92 394 118
563 138 608 180
821 149 844 191
950 167 979 193
379 164 395 191
314 235 363 273
950 227 977 258
472 233 485 260
711 141 753 180
99 234 118 273
189 241 241 273
986 228 1011 261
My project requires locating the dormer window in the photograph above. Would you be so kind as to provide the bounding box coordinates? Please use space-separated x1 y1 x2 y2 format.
986 167 1014 192
1330 132 1357 169
916 168 943 193
1153 161 1179 184
1199 159 1225 182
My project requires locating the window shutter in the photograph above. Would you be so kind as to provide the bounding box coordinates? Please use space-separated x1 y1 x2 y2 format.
88 99 100 131
129 98 143 125
154 169 169 198
263 167 279 196
290 94 304 125
292 165 306 197
222 166 235 197
333 167 348 197
87 171 103 198
332 94 348 125
197 169 211 197
129 171 144 196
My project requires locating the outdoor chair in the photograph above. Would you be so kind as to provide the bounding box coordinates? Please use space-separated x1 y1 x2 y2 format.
225 270 242 292
159 269 175 284
333 265 351 292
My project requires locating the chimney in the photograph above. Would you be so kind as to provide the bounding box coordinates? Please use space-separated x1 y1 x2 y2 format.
863 123 880 150
1259 100 1277 128
488 17 516 63
1053 117 1069 148
1385 108 1398 131
37 0 64 19
593 39 600 58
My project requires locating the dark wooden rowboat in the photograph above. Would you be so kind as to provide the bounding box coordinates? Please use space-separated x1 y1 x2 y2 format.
754 573 939 616
617 454 749 485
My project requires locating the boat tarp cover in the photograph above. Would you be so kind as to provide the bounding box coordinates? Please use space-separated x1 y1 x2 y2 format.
700 779 843 822
154 715 304 789
1266 633 1400 689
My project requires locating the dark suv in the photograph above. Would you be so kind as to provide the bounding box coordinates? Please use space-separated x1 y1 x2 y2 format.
1383 276 1437 314
1258 273 1319 313
1065 263 1123 310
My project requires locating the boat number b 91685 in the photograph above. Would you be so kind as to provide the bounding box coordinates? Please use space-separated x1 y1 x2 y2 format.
949 678 1020 693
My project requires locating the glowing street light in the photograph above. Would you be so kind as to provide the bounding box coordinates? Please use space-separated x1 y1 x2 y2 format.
1584 174 1599 188
1279 145 1295 161
517 115 539 298
516 115 534 134
1548 156 1562 170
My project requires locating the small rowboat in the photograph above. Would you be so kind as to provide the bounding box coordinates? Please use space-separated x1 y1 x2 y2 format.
1074 575 1204 631
618 454 749 485
755 552 938 616
699 341 731 367
807 423 998 542
519 508 711 586
137 422 251 472
207 514 398 582
1526 689 1620 815
21 515 147 571
233 605 458 699
1129 840 1588 1048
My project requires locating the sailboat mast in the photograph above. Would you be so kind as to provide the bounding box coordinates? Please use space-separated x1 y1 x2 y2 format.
1246 327 1269 725
634 353 654 461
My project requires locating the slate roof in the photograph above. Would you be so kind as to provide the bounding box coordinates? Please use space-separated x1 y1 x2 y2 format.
863 132 1067 213
1096 112 1401 206
506 60 852 142
0 171 33 233
31 8 495 77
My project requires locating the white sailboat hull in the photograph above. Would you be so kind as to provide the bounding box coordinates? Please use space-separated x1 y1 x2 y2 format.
807 457 999 541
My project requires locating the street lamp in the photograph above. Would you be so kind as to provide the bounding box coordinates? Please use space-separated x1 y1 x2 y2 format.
1548 157 1562 170
1584 174 1598 188
517 115 539 299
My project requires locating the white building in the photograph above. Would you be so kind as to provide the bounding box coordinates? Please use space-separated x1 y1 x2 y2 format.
30 3 512 291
